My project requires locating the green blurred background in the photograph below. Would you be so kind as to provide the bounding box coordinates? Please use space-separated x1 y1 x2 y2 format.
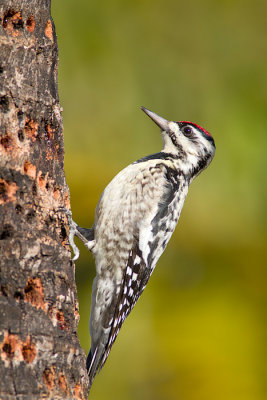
52 1 266 399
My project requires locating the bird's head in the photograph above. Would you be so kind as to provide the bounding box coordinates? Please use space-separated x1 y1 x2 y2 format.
141 106 215 177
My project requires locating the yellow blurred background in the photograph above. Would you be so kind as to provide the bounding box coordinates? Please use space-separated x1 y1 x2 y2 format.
52 1 266 399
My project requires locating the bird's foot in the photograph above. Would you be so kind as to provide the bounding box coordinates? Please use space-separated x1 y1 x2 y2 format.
57 207 80 261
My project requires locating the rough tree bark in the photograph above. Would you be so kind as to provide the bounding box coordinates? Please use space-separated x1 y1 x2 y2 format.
0 1 89 399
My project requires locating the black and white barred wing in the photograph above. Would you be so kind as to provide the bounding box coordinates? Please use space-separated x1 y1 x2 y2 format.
87 242 147 382
98 242 147 370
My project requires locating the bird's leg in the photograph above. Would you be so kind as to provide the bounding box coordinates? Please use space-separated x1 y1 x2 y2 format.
58 208 95 260
75 226 95 252
68 217 80 261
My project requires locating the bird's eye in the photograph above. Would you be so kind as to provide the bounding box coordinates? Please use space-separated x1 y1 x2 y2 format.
182 126 192 136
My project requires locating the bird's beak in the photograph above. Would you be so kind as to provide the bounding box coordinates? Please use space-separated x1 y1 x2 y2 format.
141 107 169 132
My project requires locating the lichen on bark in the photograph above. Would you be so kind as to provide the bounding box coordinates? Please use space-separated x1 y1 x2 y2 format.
0 1 89 399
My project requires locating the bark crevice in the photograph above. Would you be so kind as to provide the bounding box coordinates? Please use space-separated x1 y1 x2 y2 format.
0 1 89 398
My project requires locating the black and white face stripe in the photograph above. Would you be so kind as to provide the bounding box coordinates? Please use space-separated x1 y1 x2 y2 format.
178 121 215 147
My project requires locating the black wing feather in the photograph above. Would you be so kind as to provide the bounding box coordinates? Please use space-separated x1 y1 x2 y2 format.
98 242 147 370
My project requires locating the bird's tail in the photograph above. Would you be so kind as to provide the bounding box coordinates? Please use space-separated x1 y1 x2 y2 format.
86 345 109 390
86 349 97 389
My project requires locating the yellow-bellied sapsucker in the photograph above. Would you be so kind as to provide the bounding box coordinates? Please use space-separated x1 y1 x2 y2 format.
68 107 215 387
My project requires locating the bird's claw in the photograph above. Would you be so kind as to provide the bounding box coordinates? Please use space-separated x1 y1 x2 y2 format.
57 207 80 261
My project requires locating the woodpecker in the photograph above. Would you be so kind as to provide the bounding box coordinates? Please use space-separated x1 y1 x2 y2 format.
68 107 215 388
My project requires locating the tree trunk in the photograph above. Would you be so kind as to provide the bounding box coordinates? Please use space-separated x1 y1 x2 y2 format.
0 1 89 398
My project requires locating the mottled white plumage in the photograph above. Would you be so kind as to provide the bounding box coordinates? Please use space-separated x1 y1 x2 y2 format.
68 107 215 389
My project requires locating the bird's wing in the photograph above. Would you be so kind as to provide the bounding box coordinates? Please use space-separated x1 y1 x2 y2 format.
86 239 148 383
97 240 147 370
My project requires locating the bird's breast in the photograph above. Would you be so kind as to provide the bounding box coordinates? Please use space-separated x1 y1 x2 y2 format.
93 162 168 273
